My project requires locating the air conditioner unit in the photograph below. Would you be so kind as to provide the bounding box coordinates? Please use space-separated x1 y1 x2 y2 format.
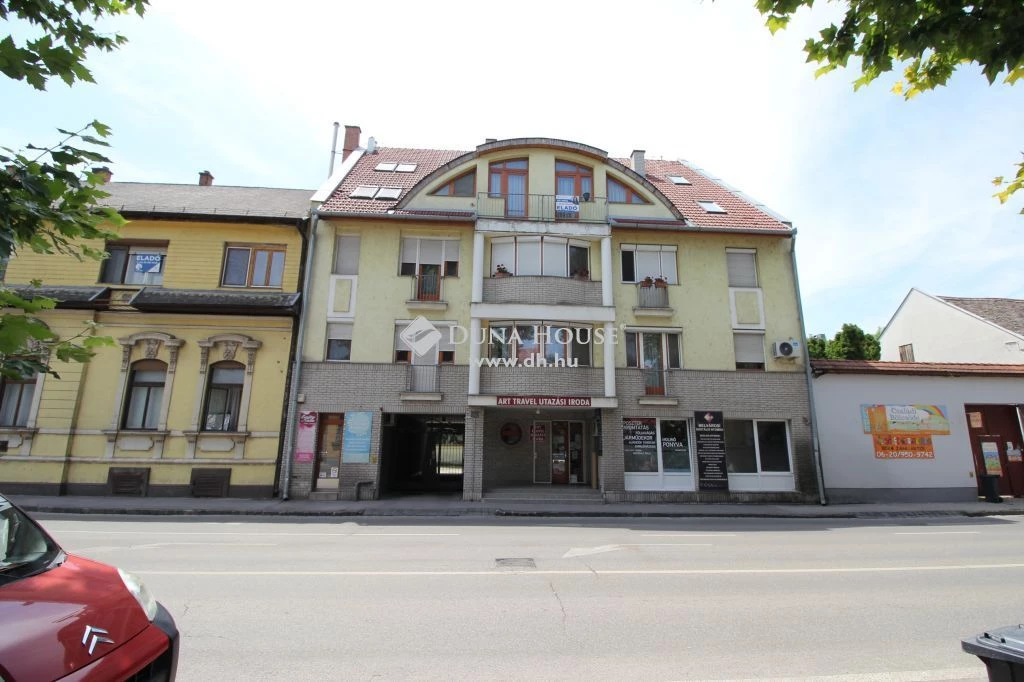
771 338 801 359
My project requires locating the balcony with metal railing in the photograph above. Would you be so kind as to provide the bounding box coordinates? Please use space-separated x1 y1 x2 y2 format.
403 364 442 399
405 273 447 310
477 193 608 223
633 283 673 317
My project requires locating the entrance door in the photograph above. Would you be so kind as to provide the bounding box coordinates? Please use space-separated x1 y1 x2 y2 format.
551 421 569 484
568 422 585 484
314 414 344 491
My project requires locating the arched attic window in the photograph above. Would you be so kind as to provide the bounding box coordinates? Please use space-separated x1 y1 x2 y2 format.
607 176 650 204
430 169 476 197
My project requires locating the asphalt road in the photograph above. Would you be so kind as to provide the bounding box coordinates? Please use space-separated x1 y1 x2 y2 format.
37 513 1024 682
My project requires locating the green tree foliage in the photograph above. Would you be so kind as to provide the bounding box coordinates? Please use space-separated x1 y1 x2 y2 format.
0 0 148 379
754 1 1024 212
809 324 881 360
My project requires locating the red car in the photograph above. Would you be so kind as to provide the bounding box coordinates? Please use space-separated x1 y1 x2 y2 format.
0 494 179 681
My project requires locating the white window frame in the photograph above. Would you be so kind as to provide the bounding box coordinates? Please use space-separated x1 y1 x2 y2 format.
726 248 758 288
491 236 591 278
620 244 678 284
623 417 695 491
399 237 461 277
326 323 353 362
733 331 766 370
726 419 795 492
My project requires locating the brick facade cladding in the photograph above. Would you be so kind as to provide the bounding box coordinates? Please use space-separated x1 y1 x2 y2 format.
284 362 817 503
482 276 603 306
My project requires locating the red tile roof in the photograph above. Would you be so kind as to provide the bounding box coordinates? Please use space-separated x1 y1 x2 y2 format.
318 143 791 233
318 147 467 214
811 359 1024 377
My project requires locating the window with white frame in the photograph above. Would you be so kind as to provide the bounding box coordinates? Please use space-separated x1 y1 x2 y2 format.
734 332 765 370
326 323 353 361
726 249 758 288
490 236 590 278
725 420 791 474
394 322 455 363
101 242 167 285
0 374 36 427
623 418 691 473
399 238 460 278
333 235 360 275
486 322 592 366
624 331 681 369
620 244 677 284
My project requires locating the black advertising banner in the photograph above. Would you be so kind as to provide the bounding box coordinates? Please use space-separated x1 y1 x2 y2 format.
622 418 658 473
695 410 728 491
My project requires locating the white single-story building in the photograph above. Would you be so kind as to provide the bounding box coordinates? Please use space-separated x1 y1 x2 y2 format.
811 360 1024 503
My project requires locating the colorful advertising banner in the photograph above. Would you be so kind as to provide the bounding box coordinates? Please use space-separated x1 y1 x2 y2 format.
872 434 935 459
342 411 373 463
861 404 951 435
294 410 318 463
982 441 1002 475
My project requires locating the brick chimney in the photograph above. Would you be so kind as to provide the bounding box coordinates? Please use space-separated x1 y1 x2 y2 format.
92 166 112 183
342 125 361 161
630 150 646 178
198 170 214 186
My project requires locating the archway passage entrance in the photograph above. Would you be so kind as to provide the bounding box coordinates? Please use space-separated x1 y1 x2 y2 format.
380 414 464 495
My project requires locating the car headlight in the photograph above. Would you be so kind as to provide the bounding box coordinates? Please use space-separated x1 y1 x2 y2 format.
118 568 159 621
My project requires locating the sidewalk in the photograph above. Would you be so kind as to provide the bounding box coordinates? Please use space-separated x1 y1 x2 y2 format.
9 493 1024 519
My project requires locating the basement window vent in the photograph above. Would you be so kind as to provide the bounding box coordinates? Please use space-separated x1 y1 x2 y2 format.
350 185 379 199
668 175 691 185
395 163 417 172
375 187 402 200
374 162 398 172
697 200 726 213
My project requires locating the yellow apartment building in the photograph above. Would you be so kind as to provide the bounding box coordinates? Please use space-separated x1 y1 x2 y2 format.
0 172 311 497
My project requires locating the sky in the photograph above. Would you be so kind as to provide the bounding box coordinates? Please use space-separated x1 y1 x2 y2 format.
2 0 1022 337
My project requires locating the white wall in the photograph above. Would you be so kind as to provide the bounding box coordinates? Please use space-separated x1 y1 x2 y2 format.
881 290 1024 363
813 372 1024 502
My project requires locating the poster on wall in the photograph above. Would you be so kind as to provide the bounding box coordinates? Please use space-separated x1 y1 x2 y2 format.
342 411 373 463
873 434 935 459
861 405 950 435
695 411 728 491
622 418 657 472
294 411 318 463
982 441 1002 475
530 423 547 443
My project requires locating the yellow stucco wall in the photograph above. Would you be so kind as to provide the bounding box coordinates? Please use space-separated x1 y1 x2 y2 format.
612 230 802 371
5 219 303 292
305 218 474 363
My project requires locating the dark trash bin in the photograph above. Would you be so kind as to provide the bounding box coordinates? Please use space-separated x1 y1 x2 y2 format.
962 624 1024 682
980 474 1004 503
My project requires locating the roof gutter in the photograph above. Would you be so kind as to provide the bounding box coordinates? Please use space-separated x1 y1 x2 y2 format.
609 219 794 237
790 228 827 505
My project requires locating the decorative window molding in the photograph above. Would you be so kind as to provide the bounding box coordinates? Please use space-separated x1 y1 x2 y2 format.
186 334 262 458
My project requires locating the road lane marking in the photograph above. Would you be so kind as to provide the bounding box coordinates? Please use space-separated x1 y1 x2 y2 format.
893 531 981 535
52 530 459 537
72 542 276 551
685 667 983 681
563 543 712 558
134 562 1024 577
642 533 736 537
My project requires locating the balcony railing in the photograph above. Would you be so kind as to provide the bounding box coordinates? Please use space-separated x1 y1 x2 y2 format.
407 364 440 393
637 285 669 309
410 272 442 302
643 368 667 396
482 275 603 306
477 193 608 223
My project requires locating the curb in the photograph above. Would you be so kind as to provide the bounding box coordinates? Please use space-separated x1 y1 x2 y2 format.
21 504 1024 520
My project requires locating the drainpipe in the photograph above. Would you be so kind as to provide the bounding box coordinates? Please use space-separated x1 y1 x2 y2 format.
790 230 827 505
280 209 320 500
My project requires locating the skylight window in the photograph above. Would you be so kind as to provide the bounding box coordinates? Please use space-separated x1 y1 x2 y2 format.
374 162 398 172
668 175 691 185
395 163 417 172
375 187 402 200
350 185 378 199
697 200 726 213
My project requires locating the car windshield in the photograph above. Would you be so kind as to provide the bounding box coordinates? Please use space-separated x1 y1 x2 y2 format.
0 496 62 585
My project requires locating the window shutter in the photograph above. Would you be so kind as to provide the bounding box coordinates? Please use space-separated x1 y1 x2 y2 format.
419 239 443 265
727 251 757 287
491 239 515 274
400 238 418 266
327 323 353 340
395 325 412 352
333 236 360 275
733 333 765 363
